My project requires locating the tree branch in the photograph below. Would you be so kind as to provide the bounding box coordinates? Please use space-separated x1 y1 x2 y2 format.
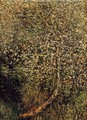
19 46 61 119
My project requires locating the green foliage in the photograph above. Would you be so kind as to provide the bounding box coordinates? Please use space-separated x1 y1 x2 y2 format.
0 99 19 120
75 92 87 108
0 0 87 120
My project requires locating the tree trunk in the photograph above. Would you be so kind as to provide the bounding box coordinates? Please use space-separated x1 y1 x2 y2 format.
19 45 61 119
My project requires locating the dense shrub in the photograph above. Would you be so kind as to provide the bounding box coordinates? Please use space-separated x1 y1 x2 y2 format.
0 0 87 120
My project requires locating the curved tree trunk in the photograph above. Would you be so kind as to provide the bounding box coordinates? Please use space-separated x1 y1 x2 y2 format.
19 46 61 119
19 88 60 118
